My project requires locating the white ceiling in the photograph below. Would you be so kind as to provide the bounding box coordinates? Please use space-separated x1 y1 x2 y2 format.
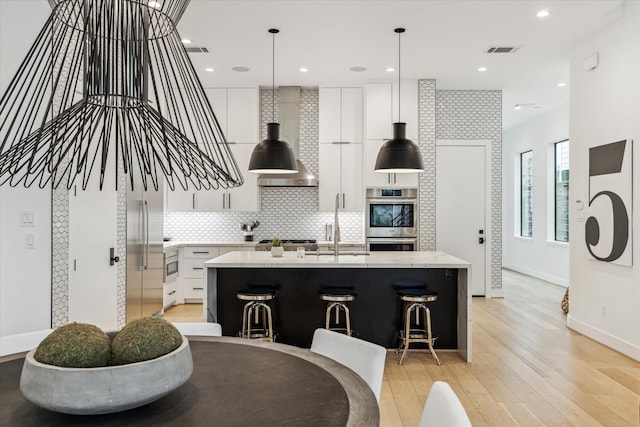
178 0 623 130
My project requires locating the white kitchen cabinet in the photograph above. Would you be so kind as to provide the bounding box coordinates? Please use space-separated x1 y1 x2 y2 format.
319 87 364 212
178 245 253 303
206 88 259 143
365 139 419 188
167 88 259 212
196 143 258 212
163 280 180 308
319 142 364 212
319 88 363 144
180 246 218 303
365 81 417 141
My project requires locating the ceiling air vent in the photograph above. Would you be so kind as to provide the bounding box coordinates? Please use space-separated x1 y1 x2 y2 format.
185 46 209 53
485 46 520 54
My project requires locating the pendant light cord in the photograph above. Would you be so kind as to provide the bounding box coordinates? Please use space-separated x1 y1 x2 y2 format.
272 30 275 123
398 29 401 121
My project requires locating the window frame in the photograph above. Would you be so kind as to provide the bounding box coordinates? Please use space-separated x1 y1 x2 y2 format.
520 150 533 238
553 139 570 243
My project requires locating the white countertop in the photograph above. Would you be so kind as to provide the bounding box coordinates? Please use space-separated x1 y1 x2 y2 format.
203 250 470 269
163 241 257 250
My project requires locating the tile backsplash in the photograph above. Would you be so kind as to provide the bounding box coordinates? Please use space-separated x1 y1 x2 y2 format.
164 88 364 243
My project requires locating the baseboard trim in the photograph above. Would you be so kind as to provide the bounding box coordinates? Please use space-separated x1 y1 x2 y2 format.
502 263 569 287
567 315 640 361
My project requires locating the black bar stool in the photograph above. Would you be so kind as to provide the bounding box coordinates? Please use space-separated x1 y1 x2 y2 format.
393 279 441 365
319 287 357 336
237 282 278 342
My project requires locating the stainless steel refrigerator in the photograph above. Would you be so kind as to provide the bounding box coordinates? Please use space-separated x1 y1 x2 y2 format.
126 179 164 322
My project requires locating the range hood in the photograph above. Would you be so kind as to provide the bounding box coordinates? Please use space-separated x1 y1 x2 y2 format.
257 87 318 187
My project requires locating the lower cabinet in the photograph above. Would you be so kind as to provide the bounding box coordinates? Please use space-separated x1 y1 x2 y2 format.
177 245 254 303
163 279 180 308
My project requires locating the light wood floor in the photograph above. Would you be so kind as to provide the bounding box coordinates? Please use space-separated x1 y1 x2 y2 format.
163 270 640 426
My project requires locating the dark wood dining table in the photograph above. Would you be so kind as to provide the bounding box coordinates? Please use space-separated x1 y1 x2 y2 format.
0 336 379 426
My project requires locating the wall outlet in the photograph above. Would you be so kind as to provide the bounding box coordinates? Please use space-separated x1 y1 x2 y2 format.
20 210 36 227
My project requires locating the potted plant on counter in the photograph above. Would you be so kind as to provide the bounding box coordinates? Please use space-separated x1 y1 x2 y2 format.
271 237 284 257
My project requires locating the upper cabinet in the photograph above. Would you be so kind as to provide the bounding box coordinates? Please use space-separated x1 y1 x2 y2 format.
206 88 259 143
319 87 364 212
319 87 363 144
365 81 418 141
166 88 259 212
365 81 419 188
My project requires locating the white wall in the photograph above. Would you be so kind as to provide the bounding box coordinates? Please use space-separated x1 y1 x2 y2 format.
503 106 570 286
568 0 640 361
0 1 52 336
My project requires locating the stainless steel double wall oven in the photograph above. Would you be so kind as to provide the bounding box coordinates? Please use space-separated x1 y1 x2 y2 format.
365 188 418 251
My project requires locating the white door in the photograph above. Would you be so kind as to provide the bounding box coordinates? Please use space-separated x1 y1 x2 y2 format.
69 185 118 329
436 141 489 296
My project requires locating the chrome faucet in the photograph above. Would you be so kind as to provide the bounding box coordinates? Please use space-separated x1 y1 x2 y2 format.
334 193 340 256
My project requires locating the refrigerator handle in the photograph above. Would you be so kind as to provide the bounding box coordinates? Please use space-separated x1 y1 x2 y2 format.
144 200 149 269
138 201 145 271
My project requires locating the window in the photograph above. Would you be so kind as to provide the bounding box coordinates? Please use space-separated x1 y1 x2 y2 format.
520 151 533 237
554 140 570 242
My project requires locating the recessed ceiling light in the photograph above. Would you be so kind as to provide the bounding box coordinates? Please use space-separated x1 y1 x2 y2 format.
181 38 192 44
349 66 367 72
386 67 395 72
299 67 308 73
205 68 214 72
478 66 487 72
232 66 250 72
514 105 522 110
557 82 566 87
536 10 550 18
148 1 161 9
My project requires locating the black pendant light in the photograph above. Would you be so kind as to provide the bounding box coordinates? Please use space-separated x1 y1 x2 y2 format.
248 29 297 174
375 28 425 173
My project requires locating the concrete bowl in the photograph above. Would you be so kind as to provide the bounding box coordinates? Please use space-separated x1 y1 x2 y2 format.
19 336 193 415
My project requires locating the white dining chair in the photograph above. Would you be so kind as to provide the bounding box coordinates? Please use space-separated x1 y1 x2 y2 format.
171 322 222 337
310 328 386 402
419 381 472 427
0 329 54 357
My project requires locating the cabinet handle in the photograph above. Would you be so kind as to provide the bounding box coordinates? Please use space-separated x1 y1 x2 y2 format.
193 287 204 290
342 193 345 209
169 290 176 296
192 193 196 210
192 267 204 270
387 173 391 184
332 141 349 144
192 251 209 254
228 193 231 210
222 193 226 209
393 173 397 184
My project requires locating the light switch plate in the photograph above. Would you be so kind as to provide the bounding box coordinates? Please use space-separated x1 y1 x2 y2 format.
25 233 37 249
20 211 36 227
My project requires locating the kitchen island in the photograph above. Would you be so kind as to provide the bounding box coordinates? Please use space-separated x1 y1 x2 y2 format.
204 251 471 362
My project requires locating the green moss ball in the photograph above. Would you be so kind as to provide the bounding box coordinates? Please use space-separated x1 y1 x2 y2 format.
111 317 182 365
34 323 111 368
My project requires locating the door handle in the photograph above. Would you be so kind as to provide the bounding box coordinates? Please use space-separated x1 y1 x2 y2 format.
109 247 120 266
479 237 485 244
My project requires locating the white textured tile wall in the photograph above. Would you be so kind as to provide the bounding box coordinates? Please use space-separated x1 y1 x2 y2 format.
165 88 364 243
435 89 502 292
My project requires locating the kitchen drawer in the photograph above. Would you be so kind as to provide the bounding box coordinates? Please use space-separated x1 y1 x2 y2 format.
163 281 179 307
182 278 204 301
182 258 207 279
182 246 219 259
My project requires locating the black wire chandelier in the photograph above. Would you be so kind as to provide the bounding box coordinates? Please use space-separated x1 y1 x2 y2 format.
0 0 243 191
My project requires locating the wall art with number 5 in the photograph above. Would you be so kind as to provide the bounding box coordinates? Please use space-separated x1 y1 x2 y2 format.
586 139 633 266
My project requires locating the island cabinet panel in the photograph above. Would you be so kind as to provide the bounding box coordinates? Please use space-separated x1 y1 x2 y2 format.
209 267 458 349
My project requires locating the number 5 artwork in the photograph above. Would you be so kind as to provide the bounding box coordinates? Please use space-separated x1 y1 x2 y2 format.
586 140 633 266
